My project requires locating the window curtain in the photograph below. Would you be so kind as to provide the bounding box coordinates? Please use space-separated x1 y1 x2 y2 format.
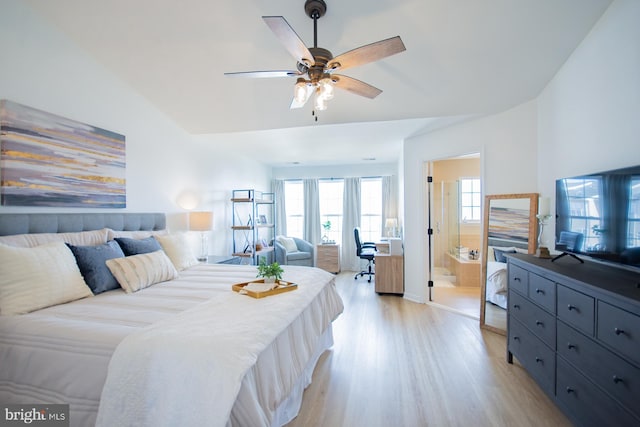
272 179 286 238
341 177 361 271
382 175 398 237
303 179 321 246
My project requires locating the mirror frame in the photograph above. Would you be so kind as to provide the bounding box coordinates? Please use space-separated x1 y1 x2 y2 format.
480 193 539 335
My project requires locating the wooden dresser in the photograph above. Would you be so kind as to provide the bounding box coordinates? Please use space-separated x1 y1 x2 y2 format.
316 244 340 273
506 254 640 426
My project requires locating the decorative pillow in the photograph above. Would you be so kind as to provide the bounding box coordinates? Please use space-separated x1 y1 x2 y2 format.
114 236 162 256
0 241 93 315
154 233 199 271
107 229 168 240
67 241 125 294
0 228 110 248
106 250 179 293
276 236 298 253
494 247 517 263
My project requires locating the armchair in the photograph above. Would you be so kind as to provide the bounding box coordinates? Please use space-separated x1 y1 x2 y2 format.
274 236 314 267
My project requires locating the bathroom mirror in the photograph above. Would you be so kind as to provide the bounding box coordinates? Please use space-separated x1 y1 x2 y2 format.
480 193 538 335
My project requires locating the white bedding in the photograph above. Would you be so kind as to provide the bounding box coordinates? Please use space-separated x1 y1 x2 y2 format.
485 261 508 309
0 263 343 427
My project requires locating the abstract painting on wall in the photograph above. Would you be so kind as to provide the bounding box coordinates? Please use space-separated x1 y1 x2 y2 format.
0 100 126 208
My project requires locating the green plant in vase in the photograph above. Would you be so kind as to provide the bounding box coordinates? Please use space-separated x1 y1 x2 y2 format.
256 258 284 283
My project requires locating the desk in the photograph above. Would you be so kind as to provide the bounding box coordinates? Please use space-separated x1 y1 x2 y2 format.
376 242 390 254
374 253 403 294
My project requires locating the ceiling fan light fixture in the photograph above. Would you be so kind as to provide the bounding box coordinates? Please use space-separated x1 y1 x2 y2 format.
294 78 309 103
314 88 328 111
319 75 334 100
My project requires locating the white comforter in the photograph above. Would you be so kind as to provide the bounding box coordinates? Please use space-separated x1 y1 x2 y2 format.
0 264 343 427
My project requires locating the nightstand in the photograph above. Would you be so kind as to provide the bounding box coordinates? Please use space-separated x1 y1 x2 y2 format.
316 244 340 273
205 255 241 265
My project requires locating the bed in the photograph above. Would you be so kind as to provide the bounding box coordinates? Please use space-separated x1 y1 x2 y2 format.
0 213 344 427
485 240 528 309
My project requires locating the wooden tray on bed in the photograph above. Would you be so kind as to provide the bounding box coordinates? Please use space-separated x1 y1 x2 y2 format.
232 279 297 298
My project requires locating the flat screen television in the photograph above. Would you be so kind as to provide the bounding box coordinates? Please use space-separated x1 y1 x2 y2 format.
555 164 640 270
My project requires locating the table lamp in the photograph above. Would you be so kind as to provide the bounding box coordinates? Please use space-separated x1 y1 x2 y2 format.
385 218 398 238
189 211 213 261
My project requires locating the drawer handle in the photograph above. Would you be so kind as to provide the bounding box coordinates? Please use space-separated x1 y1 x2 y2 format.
613 375 624 384
566 387 575 394
535 320 543 326
513 304 520 309
535 288 544 295
567 304 577 312
567 343 576 350
535 357 543 364
513 336 520 341
514 277 521 282
614 328 625 336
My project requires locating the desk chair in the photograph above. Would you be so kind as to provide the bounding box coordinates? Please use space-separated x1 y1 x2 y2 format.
354 227 377 282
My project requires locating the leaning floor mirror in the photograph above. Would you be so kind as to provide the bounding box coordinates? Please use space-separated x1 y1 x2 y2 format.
480 193 538 335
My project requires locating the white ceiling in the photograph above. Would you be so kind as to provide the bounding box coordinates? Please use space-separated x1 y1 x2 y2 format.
24 0 612 166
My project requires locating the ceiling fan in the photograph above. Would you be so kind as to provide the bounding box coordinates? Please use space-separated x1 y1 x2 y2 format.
224 0 406 114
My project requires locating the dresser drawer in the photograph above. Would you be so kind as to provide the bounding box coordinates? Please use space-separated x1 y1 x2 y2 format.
556 358 639 427
509 318 555 395
557 285 595 336
508 263 528 296
528 273 556 313
558 321 640 419
509 291 556 349
597 301 640 367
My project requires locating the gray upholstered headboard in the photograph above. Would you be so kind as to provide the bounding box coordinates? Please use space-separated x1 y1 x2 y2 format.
0 213 166 236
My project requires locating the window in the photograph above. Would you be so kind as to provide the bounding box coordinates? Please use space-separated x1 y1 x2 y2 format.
319 180 344 244
284 180 304 239
459 178 481 222
628 177 640 248
360 178 382 242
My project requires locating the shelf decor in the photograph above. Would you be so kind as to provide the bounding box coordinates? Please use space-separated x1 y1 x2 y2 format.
0 100 126 208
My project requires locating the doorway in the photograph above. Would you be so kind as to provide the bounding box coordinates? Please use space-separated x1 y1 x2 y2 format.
427 154 482 318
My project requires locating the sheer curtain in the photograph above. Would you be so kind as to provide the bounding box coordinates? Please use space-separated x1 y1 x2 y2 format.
272 179 286 237
303 179 321 245
382 175 397 236
341 177 361 271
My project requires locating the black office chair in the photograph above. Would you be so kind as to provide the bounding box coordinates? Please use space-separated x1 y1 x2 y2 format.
354 227 377 282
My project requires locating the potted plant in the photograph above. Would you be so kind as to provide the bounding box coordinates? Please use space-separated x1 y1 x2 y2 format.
256 258 284 283
322 220 331 243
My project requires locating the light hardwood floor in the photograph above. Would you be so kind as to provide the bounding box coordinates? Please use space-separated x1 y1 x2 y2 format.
286 272 571 427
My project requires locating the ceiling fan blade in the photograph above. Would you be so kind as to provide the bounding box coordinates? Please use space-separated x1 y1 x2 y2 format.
290 85 314 109
327 36 406 72
332 75 382 99
224 70 300 78
263 16 314 67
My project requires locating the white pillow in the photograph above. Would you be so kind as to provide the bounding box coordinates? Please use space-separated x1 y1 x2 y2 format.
155 233 199 271
276 236 298 253
0 241 93 315
0 228 110 248
106 250 179 293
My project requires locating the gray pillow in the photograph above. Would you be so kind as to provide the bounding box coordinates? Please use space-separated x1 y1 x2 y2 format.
494 248 517 263
67 241 125 294
114 236 162 256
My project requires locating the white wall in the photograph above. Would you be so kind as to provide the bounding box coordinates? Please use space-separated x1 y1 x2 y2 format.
537 0 640 246
403 101 538 302
403 0 640 304
0 0 270 256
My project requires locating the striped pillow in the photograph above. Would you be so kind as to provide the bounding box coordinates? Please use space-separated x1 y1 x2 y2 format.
106 250 178 293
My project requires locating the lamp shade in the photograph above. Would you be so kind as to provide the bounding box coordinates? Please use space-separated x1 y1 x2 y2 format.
385 218 398 228
189 211 213 231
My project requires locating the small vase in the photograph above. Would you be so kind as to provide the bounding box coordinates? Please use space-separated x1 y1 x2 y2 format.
263 277 276 284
